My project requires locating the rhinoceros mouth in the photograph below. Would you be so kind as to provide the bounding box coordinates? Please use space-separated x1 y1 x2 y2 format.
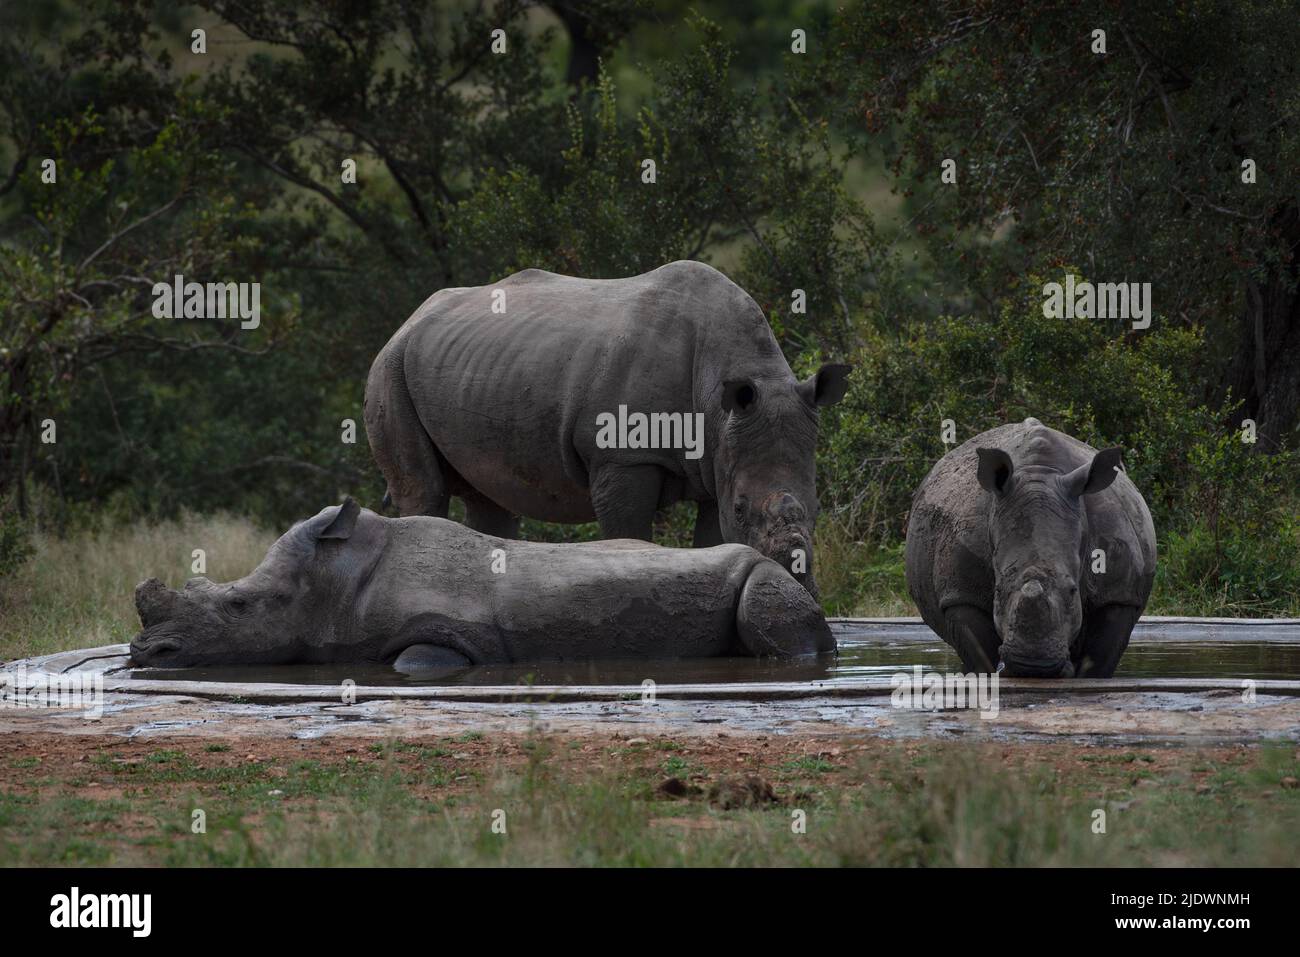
129 633 185 665
999 653 1075 678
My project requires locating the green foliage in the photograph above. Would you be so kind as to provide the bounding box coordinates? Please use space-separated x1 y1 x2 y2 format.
0 508 32 577
820 272 1299 613
0 2 1295 617
1157 520 1300 616
816 0 1300 446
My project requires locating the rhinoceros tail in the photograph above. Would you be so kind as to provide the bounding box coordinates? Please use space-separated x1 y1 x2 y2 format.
736 560 835 658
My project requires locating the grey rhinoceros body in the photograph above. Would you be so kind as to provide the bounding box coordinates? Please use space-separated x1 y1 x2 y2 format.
129 499 835 671
364 261 850 596
905 419 1156 678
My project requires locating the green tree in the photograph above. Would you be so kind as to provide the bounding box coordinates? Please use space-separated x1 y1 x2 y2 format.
816 0 1300 447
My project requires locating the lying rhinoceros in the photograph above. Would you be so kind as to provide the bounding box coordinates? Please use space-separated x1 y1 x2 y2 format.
363 260 851 597
904 419 1156 678
129 498 834 671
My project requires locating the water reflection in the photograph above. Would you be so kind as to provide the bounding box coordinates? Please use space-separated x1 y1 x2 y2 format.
133 632 1300 688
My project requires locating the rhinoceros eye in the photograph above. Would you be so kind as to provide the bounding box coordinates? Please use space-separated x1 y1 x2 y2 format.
226 595 251 617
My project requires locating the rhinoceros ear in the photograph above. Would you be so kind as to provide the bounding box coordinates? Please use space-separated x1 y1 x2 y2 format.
1062 447 1124 498
798 363 853 408
317 497 361 541
976 447 1015 496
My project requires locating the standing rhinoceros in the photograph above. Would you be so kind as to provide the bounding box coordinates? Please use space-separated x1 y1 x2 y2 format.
905 419 1156 677
363 261 850 597
129 498 835 671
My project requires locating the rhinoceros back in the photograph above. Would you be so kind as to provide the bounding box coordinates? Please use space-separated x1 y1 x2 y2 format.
368 516 769 661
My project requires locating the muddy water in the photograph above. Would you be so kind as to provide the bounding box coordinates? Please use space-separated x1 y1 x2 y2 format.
132 621 1300 688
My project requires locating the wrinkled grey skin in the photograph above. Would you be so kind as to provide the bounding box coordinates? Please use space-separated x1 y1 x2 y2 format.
364 261 851 597
905 419 1156 678
130 499 835 671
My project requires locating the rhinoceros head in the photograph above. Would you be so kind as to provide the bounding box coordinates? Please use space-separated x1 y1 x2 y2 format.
130 499 364 667
714 363 852 599
976 445 1123 677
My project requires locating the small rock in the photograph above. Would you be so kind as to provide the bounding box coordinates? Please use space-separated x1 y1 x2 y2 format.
626 737 649 746
1195 783 1212 795
267 789 283 796
1281 776 1298 790
708 774 777 810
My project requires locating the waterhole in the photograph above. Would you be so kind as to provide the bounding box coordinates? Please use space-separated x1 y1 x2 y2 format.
130 619 1300 688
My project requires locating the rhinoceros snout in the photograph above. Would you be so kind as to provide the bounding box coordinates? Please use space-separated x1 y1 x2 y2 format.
130 633 183 665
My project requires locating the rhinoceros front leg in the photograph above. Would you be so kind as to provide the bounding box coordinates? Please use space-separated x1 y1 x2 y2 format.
943 605 1000 674
693 499 723 547
1075 604 1140 678
590 464 664 541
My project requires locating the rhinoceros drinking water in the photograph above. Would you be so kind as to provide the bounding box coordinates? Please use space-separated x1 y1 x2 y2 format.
905 419 1156 678
129 498 834 671
363 260 850 597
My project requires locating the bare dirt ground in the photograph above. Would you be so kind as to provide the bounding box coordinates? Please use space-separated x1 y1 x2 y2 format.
4 725 1299 866
0 727 1284 807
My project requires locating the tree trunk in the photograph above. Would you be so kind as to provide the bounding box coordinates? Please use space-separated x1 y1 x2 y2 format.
548 3 601 91
1222 202 1300 450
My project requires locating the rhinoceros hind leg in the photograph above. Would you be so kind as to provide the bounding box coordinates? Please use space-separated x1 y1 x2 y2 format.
393 644 472 674
692 499 723 547
736 561 835 657
1075 604 1139 678
590 464 664 541
364 349 451 518
943 605 1000 674
462 490 520 539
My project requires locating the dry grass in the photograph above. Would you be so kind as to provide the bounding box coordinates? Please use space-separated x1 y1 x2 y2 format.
0 512 274 663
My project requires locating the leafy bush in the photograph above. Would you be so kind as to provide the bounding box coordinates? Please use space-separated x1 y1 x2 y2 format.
1155 522 1300 616
816 273 1300 614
